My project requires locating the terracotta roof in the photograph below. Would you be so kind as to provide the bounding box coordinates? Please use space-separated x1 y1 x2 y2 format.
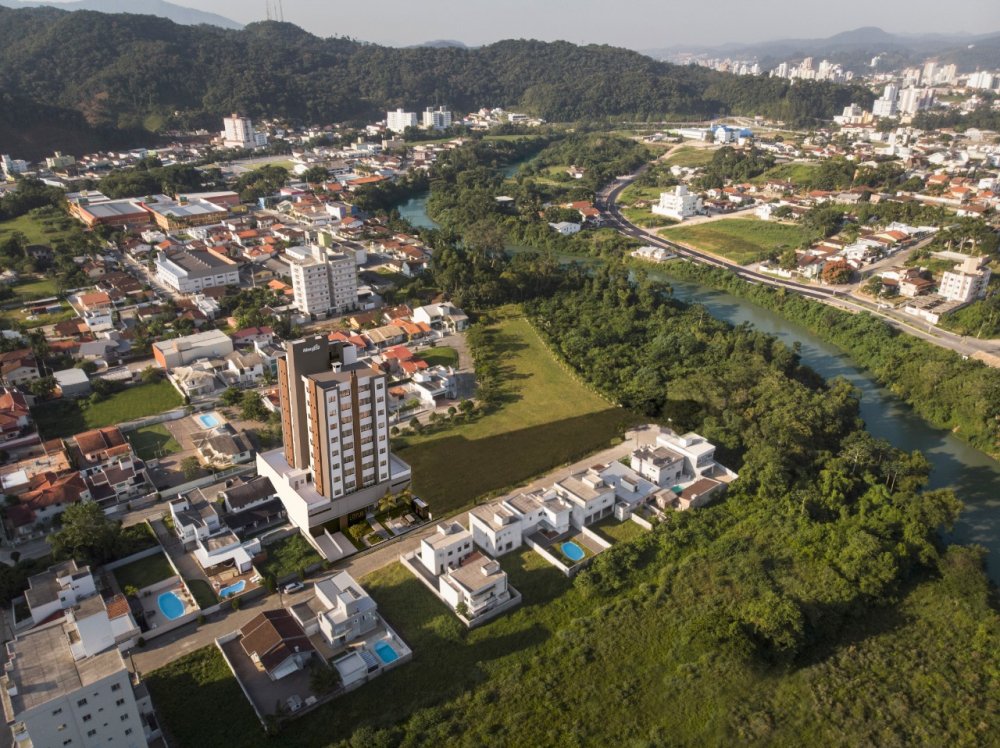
239 609 314 674
105 594 131 619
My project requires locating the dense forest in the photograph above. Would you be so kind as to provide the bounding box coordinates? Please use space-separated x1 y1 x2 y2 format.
0 7 872 158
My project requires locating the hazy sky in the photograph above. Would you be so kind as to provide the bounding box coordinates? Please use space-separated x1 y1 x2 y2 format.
175 0 1000 49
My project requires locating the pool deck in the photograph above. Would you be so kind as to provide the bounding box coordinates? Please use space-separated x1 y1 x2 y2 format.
137 576 197 631
525 526 609 576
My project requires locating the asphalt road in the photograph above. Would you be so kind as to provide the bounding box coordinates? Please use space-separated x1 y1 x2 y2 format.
600 172 1000 362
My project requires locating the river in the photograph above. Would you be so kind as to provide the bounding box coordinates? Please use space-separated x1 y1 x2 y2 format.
396 190 1000 581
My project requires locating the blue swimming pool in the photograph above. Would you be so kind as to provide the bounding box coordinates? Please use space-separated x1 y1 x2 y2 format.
198 413 220 428
157 591 185 620
374 640 399 664
561 541 586 563
219 580 245 599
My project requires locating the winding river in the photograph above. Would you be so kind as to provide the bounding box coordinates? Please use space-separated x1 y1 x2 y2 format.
397 189 1000 582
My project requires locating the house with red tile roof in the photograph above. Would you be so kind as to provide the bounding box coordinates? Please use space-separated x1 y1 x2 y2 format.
0 388 32 442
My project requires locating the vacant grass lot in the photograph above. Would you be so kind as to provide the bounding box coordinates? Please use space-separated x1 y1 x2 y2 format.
0 300 76 329
0 208 80 247
663 146 717 168
256 534 322 582
756 161 819 186
10 277 59 300
414 346 459 368
662 218 813 265
622 206 678 229
127 423 181 460
397 313 636 514
32 380 183 438
112 552 174 592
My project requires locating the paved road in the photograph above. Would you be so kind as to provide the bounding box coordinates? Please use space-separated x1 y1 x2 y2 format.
600 172 1000 362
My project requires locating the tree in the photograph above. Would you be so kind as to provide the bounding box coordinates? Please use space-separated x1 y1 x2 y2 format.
240 390 267 421
180 456 202 480
220 386 243 406
409 417 421 433
48 502 125 565
140 366 161 384
455 601 470 619
27 376 55 399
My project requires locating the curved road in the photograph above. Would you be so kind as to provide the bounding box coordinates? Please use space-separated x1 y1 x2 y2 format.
599 171 1000 361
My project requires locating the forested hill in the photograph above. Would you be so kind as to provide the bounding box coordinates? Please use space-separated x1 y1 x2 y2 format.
0 7 871 157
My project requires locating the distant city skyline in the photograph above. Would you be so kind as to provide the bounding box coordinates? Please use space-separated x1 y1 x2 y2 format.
131 0 999 48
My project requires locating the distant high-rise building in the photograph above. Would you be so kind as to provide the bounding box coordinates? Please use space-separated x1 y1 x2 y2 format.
422 106 453 131
386 108 418 134
287 244 358 317
221 113 268 149
898 86 934 116
872 84 899 118
257 336 411 537
938 63 958 85
922 61 938 86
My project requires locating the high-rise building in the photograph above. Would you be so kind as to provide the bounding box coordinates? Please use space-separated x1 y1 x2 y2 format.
422 106 453 130
257 336 411 539
939 256 992 303
872 83 899 117
1 619 158 747
898 86 934 116
287 245 358 317
922 61 938 86
938 64 958 85
221 113 268 148
386 108 418 134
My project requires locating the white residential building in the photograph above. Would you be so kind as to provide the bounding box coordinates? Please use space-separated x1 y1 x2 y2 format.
153 329 234 369
872 83 899 118
386 108 418 134
221 113 268 148
411 302 469 331
295 571 381 650
422 106 452 130
24 560 97 626
938 256 992 303
419 522 474 576
1 620 156 748
437 553 512 619
469 489 572 557
287 244 358 317
155 248 240 294
553 466 618 527
652 185 702 221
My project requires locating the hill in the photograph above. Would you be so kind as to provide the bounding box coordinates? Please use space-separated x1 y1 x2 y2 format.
0 0 241 28
0 7 872 159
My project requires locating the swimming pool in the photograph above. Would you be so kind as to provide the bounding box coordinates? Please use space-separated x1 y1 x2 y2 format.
198 413 220 429
157 591 185 620
373 640 399 665
219 580 245 599
561 541 586 563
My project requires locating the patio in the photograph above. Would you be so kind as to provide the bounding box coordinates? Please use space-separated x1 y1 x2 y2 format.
136 576 198 632
525 526 609 575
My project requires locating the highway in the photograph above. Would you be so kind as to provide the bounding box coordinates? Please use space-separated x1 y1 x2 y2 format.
599 171 1000 362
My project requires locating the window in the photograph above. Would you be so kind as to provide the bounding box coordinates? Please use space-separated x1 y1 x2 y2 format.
82 715 92 722
52 708 63 716
87 729 97 738
120 714 129 722
77 699 88 707
125 729 133 736
63 740 72 746
115 698 125 707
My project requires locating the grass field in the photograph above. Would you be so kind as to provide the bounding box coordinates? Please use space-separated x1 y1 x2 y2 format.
113 552 174 592
127 423 182 460
662 218 813 265
256 534 322 582
0 207 80 247
185 578 218 609
397 312 637 514
622 206 678 229
415 346 459 368
663 146 717 168
10 277 59 300
32 381 183 439
592 517 649 544
756 161 818 186
0 300 76 329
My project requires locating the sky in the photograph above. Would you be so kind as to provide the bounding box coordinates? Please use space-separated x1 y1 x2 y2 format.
174 0 1000 49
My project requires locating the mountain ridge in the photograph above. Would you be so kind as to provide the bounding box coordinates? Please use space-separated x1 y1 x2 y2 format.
0 0 241 29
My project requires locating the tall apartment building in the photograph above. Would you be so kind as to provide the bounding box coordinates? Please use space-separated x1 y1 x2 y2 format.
898 86 934 116
939 256 992 303
422 106 453 131
1 619 157 747
652 185 702 221
386 108 418 134
287 245 358 317
257 336 411 540
221 113 268 148
872 83 899 117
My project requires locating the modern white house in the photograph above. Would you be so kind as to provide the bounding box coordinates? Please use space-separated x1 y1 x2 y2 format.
419 522 474 575
411 302 469 332
630 428 737 511
169 494 222 544
170 493 260 573
24 560 97 625
469 489 572 557
290 571 379 652
652 185 703 221
437 552 513 619
553 467 618 527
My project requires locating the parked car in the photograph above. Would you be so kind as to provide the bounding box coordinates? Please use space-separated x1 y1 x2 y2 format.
282 581 305 594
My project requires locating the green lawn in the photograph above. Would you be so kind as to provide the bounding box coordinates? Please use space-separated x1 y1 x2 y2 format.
127 423 182 460
10 277 59 300
0 208 80 247
0 300 77 329
146 647 263 748
113 552 174 592
256 534 322 582
185 578 218 609
619 182 666 204
397 312 638 514
592 517 648 544
622 206 678 229
32 380 183 439
663 146 717 168
414 346 459 368
662 218 814 265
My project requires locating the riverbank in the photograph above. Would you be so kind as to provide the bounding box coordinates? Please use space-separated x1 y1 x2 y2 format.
649 259 1000 461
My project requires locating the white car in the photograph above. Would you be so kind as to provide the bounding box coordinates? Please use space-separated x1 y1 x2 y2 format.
282 581 305 594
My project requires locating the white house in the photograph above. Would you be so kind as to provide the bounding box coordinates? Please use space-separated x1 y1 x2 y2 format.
437 552 512 619
24 560 98 625
652 185 702 221
411 302 469 332
468 489 572 557
553 466 617 527
548 221 581 236
169 494 221 544
419 522 474 575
